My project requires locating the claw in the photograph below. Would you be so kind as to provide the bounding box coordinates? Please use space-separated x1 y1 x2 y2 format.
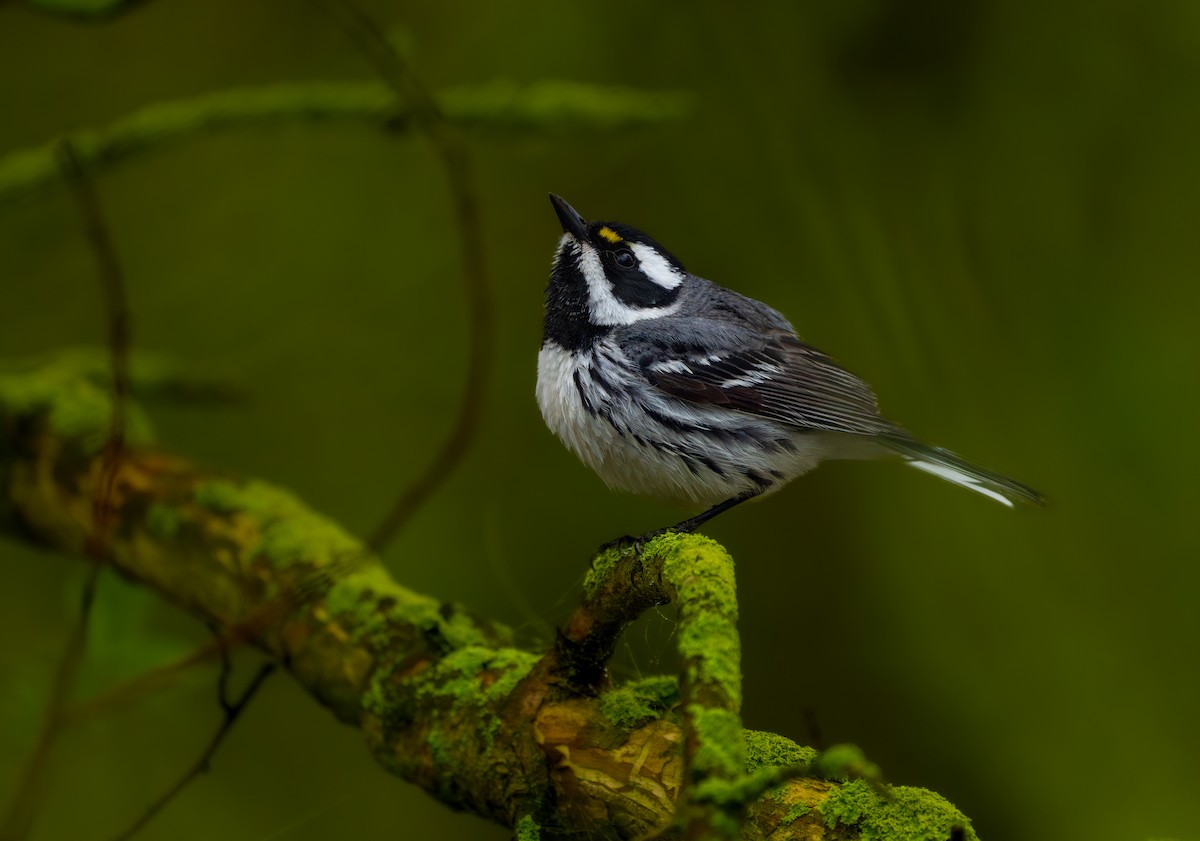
597 527 676 558
597 534 637 554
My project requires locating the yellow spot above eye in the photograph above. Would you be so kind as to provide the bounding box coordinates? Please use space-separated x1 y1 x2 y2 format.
597 226 622 244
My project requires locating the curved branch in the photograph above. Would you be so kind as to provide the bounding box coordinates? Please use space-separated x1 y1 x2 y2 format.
0 363 978 841
315 0 493 554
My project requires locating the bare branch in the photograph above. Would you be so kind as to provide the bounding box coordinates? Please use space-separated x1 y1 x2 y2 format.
108 660 277 841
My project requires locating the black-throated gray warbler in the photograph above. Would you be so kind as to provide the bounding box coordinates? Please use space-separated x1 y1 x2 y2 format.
537 194 1042 539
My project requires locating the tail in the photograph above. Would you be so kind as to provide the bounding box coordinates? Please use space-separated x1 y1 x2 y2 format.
882 435 1044 508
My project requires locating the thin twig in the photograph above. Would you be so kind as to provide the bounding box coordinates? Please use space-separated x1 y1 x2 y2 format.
0 140 131 841
314 0 494 554
63 621 257 725
108 661 277 841
63 531 366 726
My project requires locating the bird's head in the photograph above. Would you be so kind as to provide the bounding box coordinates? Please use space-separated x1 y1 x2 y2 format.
544 194 689 348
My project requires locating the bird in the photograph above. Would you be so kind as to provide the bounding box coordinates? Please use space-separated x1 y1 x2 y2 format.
536 194 1042 544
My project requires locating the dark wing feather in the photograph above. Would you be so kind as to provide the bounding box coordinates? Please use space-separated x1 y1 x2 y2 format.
626 319 896 435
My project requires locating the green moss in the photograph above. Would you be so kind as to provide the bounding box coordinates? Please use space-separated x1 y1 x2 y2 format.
440 607 497 651
675 610 742 702
408 645 538 746
647 533 742 709
144 502 181 539
817 780 976 841
191 477 503 658
649 532 738 618
744 730 818 771
192 479 256 513
361 668 390 718
692 766 779 807
600 675 679 729
192 478 363 569
780 800 812 826
582 544 629 599
515 814 540 841
812 744 882 784
0 357 153 453
687 705 745 779
426 725 453 768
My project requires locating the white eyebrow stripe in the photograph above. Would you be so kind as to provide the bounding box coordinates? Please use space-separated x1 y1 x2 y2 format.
575 239 681 326
629 242 683 290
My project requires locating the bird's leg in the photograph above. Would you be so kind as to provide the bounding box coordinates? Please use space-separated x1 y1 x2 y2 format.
669 489 760 533
596 490 760 555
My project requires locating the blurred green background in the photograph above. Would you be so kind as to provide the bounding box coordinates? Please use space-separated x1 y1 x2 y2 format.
2 1 1199 839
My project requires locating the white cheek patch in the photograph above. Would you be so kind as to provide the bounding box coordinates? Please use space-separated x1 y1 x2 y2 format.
575 240 681 326
628 242 683 290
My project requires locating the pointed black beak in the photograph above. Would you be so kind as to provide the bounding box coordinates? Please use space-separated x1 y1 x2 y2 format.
549 193 589 241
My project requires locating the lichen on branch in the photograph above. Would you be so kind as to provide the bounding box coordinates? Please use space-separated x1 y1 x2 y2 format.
0 356 978 841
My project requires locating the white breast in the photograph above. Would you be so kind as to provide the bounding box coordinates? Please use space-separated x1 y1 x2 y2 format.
536 342 622 473
536 339 830 507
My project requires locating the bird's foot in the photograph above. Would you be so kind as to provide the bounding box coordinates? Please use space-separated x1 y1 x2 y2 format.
595 524 694 557
596 533 638 555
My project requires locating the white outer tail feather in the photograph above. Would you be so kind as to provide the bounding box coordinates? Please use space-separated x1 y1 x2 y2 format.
882 435 1043 507
907 459 1015 507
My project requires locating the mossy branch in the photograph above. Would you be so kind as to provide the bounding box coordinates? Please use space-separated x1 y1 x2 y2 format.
0 80 690 204
0 358 978 841
545 537 748 838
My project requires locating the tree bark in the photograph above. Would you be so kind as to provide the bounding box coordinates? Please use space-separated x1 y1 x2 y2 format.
0 359 977 840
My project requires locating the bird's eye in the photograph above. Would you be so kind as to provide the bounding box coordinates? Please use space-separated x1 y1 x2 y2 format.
613 249 636 269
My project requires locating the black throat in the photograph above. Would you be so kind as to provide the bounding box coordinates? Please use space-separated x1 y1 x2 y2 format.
542 251 610 352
